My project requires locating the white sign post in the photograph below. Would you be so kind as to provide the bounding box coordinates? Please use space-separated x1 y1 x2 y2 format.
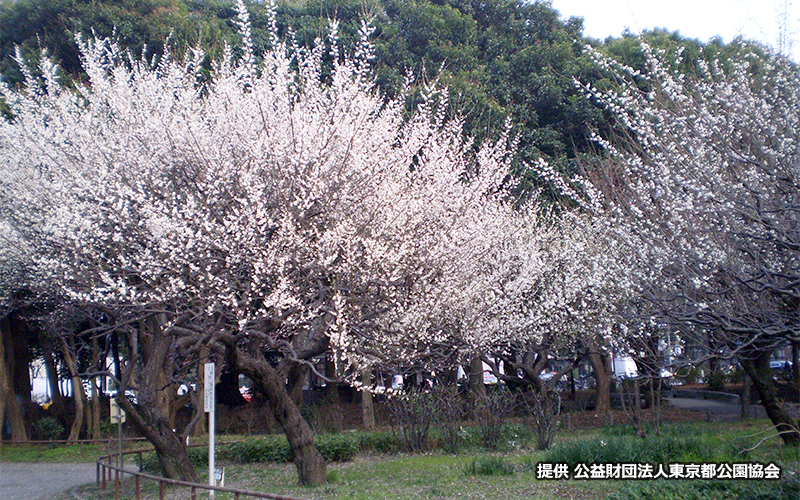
110 398 126 472
204 362 215 498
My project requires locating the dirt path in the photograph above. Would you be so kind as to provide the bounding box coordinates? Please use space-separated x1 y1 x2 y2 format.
0 462 97 500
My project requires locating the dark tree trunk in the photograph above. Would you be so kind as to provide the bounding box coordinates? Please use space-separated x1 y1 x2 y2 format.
60 336 86 442
42 348 66 420
119 396 199 481
469 355 487 420
111 333 122 382
284 362 307 408
587 347 612 416
9 315 32 407
192 347 208 437
116 316 198 481
0 315 28 442
0 317 12 440
245 359 326 485
361 367 376 431
741 367 751 421
741 348 800 446
632 377 646 438
325 356 340 406
90 337 102 439
651 376 661 436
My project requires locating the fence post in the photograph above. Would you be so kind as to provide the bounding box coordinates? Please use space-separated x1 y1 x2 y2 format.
159 480 165 500
136 475 141 500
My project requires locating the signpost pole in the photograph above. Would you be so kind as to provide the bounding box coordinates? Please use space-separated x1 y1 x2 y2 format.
204 362 215 499
118 413 123 472
109 398 126 482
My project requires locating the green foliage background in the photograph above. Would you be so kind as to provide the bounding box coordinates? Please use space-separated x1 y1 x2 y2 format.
0 0 754 181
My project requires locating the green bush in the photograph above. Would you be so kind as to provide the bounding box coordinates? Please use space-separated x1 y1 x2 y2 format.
475 389 516 451
608 478 800 500
388 390 437 452
187 447 209 466
138 452 159 473
32 417 64 441
222 433 360 463
707 371 727 391
543 431 749 467
139 447 209 473
315 433 359 462
432 385 467 454
357 430 401 454
454 423 531 452
600 422 703 439
464 455 515 476
222 436 293 463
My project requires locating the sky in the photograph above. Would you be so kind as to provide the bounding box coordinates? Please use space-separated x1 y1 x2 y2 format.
549 0 800 59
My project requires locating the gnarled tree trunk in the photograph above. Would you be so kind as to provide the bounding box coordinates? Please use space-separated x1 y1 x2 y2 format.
60 335 86 442
116 315 198 481
741 347 800 446
118 395 199 480
469 355 487 420
361 367 376 431
42 348 66 421
586 337 612 416
239 355 326 485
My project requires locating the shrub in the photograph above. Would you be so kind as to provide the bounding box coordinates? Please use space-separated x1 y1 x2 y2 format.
358 430 401 454
706 371 727 391
315 433 359 462
388 389 437 452
187 447 209 466
432 385 467 454
302 404 343 434
222 436 292 463
677 366 700 385
139 447 209 473
608 478 800 500
32 417 64 441
475 388 516 451
543 429 751 467
222 433 359 464
138 452 160 473
521 389 561 450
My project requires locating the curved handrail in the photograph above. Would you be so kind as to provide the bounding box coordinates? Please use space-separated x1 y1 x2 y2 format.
96 443 308 500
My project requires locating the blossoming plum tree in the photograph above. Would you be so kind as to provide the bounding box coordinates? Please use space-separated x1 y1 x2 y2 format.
0 0 554 482
557 41 800 445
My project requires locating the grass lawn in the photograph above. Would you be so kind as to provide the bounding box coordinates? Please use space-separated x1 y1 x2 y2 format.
71 451 612 500
11 419 800 500
0 439 151 463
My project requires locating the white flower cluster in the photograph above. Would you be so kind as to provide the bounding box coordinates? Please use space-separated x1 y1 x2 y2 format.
0 0 582 373
560 39 800 350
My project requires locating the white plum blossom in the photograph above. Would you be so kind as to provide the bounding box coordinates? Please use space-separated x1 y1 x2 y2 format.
0 2 572 474
550 39 800 444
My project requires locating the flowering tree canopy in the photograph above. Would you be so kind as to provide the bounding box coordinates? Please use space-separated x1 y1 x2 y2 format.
547 41 800 444
0 0 569 482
